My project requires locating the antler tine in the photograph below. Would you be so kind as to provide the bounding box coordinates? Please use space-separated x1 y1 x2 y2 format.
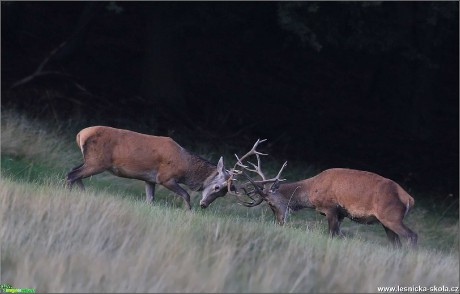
246 153 266 181
274 161 288 181
250 161 288 185
234 154 249 169
250 138 268 155
237 138 268 165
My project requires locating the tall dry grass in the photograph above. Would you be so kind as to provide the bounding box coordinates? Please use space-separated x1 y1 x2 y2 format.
1 177 459 293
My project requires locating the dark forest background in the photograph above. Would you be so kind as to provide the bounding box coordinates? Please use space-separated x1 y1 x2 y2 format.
2 2 459 203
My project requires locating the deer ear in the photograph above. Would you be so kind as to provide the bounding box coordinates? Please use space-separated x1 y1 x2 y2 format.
217 156 225 172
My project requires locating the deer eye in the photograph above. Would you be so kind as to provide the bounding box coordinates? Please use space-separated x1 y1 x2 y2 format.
214 185 220 191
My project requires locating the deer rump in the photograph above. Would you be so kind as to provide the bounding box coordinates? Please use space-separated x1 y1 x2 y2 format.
303 168 414 223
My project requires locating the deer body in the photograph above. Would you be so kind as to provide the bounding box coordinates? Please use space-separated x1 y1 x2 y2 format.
262 168 417 247
66 126 229 210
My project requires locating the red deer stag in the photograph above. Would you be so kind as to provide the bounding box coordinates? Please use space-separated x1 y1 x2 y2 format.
66 126 230 210
228 140 418 248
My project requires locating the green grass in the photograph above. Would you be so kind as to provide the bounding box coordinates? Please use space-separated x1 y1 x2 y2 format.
1 109 459 292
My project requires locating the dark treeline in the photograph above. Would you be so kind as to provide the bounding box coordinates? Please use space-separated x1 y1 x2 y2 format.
2 2 459 202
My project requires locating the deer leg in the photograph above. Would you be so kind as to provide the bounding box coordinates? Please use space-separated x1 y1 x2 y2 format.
66 163 105 190
66 163 83 189
337 214 345 237
392 223 417 248
325 208 341 237
69 163 84 172
73 179 85 190
407 226 418 248
161 179 192 210
382 225 402 248
145 181 156 203
381 220 417 248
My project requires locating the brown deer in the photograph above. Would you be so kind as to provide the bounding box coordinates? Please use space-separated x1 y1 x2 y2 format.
66 126 231 210
224 140 418 248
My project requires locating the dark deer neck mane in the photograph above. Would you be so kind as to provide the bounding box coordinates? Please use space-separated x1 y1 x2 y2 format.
279 180 315 210
183 152 217 191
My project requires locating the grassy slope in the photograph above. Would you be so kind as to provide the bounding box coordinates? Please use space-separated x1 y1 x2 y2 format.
1 110 459 292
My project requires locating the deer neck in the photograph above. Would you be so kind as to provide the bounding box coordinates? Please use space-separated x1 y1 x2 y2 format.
278 180 315 210
183 152 217 191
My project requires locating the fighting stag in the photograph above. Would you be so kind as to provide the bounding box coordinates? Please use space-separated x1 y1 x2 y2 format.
66 126 230 210
229 140 418 248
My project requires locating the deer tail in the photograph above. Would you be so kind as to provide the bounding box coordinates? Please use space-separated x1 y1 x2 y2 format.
404 200 411 218
397 185 414 218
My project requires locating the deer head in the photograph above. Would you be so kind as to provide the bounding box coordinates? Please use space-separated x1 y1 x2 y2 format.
237 157 289 224
200 157 232 208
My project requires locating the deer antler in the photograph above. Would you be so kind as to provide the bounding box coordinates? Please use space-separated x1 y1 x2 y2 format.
227 139 267 192
236 172 265 207
236 160 288 207
246 155 287 186
227 139 269 206
227 139 288 207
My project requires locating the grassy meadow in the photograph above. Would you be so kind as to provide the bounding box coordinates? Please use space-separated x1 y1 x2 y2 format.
1 110 459 293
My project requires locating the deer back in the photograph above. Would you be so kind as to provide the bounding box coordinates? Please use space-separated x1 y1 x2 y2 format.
77 126 191 179
296 168 414 218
